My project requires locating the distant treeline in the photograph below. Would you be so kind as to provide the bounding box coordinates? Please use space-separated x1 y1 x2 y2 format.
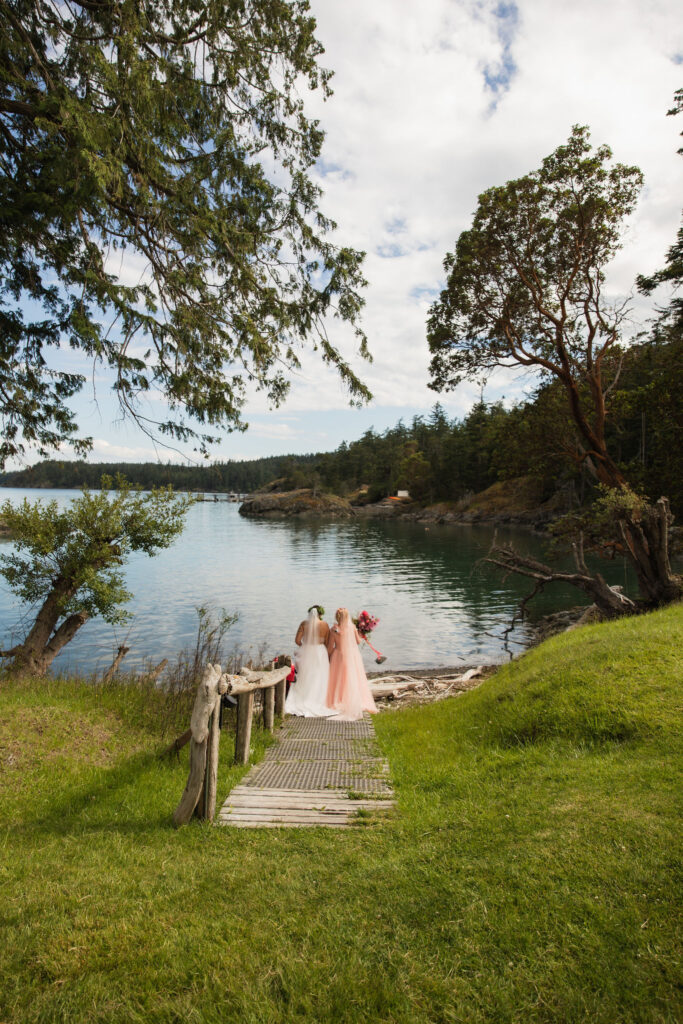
0 454 319 494
2 335 680 515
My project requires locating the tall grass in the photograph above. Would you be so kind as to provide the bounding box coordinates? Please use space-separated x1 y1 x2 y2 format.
149 605 239 738
82 606 274 741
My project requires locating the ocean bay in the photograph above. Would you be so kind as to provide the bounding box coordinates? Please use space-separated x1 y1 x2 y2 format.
0 488 637 675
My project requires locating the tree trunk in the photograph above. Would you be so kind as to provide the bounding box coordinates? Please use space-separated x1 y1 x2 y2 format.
3 603 89 677
555 380 680 608
619 498 681 607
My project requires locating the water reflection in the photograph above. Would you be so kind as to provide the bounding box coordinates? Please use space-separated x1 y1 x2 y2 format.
0 489 644 675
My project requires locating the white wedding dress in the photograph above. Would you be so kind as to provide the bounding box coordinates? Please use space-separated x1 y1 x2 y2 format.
285 611 334 717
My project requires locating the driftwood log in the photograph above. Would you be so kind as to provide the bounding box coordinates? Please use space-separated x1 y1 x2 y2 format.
146 657 169 683
263 685 275 732
227 665 290 696
102 644 130 683
163 727 192 759
234 691 255 764
275 677 286 718
369 668 486 705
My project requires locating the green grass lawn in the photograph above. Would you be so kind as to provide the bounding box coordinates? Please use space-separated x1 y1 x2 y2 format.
1 606 681 1023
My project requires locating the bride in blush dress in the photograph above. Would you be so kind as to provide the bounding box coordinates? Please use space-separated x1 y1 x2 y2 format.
326 608 378 721
285 606 334 717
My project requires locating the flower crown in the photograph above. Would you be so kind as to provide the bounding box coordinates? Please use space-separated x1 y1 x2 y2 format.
308 603 325 617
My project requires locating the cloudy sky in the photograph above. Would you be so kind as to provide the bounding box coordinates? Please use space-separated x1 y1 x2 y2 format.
32 0 683 466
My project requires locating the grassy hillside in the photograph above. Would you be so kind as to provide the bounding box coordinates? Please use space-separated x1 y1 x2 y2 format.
1 606 681 1023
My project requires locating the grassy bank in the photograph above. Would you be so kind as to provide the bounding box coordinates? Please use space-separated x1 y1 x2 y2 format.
1 606 681 1023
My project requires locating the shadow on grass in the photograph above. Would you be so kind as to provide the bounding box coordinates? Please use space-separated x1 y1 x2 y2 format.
15 729 275 839
14 748 183 836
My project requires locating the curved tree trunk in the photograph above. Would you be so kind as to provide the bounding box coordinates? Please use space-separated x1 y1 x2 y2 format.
555 375 680 608
620 497 681 607
0 580 89 677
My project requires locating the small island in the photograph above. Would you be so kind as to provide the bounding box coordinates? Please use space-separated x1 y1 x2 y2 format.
239 488 353 518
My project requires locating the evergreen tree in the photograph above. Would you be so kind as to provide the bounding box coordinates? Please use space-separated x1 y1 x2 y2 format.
0 0 369 465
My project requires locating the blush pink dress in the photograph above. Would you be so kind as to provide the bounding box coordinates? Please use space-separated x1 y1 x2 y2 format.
326 620 378 720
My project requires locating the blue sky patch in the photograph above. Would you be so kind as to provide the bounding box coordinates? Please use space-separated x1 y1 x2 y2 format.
483 1 519 109
410 285 440 302
315 158 353 181
376 242 406 259
385 217 407 234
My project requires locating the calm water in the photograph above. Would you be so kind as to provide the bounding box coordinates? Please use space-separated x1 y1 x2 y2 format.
0 488 638 675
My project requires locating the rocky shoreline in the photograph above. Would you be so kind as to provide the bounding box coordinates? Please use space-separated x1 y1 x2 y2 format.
239 478 564 531
352 500 554 531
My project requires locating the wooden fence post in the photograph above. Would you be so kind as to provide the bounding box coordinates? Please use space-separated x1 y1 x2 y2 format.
195 740 209 819
274 677 286 719
203 698 222 822
173 737 208 826
263 685 275 733
172 663 227 827
234 690 254 764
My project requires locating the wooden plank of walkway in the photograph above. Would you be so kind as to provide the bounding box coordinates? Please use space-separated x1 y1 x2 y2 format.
217 715 394 828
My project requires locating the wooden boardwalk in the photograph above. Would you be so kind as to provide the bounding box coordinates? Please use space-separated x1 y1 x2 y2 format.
217 715 394 828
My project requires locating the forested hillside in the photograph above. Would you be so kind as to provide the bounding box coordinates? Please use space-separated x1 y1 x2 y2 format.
2 335 680 515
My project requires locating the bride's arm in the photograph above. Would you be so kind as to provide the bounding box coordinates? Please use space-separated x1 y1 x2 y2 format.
294 622 305 646
326 627 337 656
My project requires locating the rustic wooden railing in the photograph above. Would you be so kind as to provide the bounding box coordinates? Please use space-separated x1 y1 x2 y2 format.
172 662 290 827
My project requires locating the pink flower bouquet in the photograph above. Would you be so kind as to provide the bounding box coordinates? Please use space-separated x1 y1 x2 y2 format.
354 610 379 637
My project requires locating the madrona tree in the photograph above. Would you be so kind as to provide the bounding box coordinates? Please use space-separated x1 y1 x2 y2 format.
0 0 369 465
427 126 681 615
0 479 192 676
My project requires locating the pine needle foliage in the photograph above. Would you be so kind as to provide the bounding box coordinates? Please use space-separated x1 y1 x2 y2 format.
0 0 370 464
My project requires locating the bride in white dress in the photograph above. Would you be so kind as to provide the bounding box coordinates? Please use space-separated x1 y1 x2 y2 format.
285 606 334 717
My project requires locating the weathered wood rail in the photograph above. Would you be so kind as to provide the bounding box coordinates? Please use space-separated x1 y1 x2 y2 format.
172 662 290 827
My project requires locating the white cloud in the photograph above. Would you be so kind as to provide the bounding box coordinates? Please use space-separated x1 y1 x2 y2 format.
248 420 302 441
292 0 683 412
89 439 188 463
